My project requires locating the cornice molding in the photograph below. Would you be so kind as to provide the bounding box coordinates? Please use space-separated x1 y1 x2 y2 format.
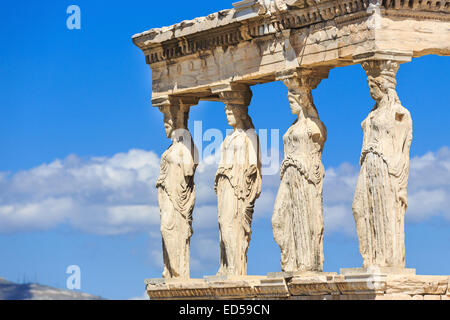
134 0 449 65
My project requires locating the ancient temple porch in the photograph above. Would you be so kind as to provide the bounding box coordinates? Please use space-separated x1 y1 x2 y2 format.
133 0 450 301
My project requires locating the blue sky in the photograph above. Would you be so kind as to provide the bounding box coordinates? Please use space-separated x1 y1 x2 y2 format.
0 1 449 300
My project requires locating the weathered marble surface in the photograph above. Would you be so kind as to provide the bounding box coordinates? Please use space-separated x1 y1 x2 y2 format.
215 85 262 276
145 272 450 300
352 60 413 268
133 0 450 101
272 70 327 273
156 102 198 279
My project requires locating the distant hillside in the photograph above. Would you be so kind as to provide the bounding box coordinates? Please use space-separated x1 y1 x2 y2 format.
0 278 104 300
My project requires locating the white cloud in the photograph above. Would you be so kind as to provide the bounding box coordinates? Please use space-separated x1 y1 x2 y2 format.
0 197 72 231
0 149 161 235
149 248 163 270
323 163 359 237
323 205 356 237
190 234 220 275
407 147 450 222
407 189 446 222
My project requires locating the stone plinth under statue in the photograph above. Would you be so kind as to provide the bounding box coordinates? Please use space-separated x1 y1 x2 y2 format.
145 270 450 300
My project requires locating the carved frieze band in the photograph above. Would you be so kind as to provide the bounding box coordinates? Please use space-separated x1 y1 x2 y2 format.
140 0 449 65
145 25 244 65
143 0 373 65
383 0 449 11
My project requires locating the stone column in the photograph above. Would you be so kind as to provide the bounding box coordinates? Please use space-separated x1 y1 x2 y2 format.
352 59 413 269
211 84 262 277
272 68 329 273
153 95 199 279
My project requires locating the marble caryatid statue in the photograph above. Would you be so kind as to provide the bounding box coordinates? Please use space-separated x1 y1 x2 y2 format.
156 101 198 279
272 72 327 273
214 87 262 276
352 60 413 268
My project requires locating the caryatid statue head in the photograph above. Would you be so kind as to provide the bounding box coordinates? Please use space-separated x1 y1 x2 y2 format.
217 84 254 130
160 105 190 140
363 60 400 105
284 77 319 118
224 104 255 130
287 87 315 116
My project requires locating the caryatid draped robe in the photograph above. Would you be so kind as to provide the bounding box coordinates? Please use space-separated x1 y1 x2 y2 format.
156 132 197 278
352 97 413 268
215 128 262 276
272 114 327 272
